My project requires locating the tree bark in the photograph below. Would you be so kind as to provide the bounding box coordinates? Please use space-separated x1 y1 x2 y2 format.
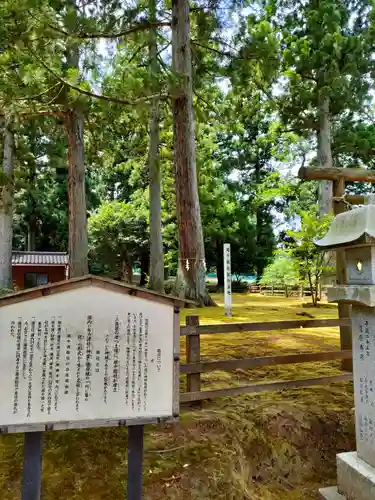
317 95 333 216
255 206 265 280
171 0 215 306
126 263 133 284
64 1 88 279
216 240 224 290
307 272 317 306
0 122 14 290
255 161 264 281
65 109 88 278
317 94 335 279
140 251 149 287
27 127 37 251
27 222 37 251
148 0 164 293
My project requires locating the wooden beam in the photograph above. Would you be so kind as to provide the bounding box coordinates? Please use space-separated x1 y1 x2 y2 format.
179 373 353 403
333 179 353 372
185 316 201 406
298 166 375 183
180 318 350 336
180 349 352 374
345 195 365 205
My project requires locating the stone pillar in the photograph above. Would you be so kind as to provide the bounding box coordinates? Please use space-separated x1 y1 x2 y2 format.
315 203 375 500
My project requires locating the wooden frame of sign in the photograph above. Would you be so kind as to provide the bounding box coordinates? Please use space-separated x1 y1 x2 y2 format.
0 275 186 434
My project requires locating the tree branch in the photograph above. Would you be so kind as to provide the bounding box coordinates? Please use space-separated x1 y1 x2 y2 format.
29 48 168 106
0 109 66 120
23 110 66 117
299 71 318 83
192 40 231 58
13 83 61 101
193 90 218 114
46 21 171 40
128 43 148 63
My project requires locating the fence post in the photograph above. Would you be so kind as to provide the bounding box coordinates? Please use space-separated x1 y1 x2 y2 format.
186 316 201 402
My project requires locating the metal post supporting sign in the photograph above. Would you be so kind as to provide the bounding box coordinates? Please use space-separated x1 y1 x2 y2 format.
127 425 145 500
224 243 232 316
21 432 44 500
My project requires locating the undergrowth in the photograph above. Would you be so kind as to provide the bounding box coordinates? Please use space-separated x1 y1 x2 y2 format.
0 294 354 499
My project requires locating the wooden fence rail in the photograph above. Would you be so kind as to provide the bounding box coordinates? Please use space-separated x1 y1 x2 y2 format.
180 318 350 336
259 285 312 297
180 316 353 403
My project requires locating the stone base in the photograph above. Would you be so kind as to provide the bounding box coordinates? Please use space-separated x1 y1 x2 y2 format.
319 487 345 500
320 452 375 500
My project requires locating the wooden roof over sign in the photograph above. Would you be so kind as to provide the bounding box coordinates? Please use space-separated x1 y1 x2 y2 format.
0 275 196 308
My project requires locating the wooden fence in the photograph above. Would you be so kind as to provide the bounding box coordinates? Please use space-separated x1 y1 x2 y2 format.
179 316 353 404
259 285 321 298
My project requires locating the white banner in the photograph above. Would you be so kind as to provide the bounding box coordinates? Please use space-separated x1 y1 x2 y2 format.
224 244 232 316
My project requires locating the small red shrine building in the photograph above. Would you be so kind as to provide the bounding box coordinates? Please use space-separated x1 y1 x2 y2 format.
12 251 69 290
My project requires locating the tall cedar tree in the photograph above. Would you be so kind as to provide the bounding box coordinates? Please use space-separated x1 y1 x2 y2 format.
171 0 214 305
267 0 375 213
148 0 164 292
0 121 14 289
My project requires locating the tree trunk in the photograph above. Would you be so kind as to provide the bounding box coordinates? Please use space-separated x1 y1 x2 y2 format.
27 127 37 251
64 2 88 280
314 278 319 306
148 0 164 293
171 0 215 306
216 241 224 290
140 252 149 287
317 95 333 216
255 161 264 281
0 122 14 290
121 259 133 283
317 94 335 278
126 263 133 284
65 109 88 278
308 272 317 306
27 222 37 251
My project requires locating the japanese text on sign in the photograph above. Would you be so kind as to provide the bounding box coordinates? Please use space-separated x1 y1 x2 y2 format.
0 286 176 432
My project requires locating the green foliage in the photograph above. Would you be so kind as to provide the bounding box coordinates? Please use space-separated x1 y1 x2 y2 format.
88 201 148 280
286 209 334 305
273 0 375 124
2 0 373 305
260 253 299 288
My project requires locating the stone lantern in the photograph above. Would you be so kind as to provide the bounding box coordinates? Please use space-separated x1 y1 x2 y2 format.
316 203 375 500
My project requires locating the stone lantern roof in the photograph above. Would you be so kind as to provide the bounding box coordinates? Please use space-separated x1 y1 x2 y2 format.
315 205 375 249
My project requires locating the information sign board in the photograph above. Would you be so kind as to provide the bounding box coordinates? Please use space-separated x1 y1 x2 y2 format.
0 278 179 433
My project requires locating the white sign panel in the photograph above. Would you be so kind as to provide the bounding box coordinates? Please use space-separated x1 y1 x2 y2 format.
0 285 178 433
224 243 232 316
352 306 375 468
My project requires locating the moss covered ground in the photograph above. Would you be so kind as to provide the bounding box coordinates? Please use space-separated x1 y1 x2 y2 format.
0 294 354 499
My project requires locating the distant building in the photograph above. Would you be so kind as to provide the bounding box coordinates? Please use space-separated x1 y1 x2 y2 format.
12 251 69 290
